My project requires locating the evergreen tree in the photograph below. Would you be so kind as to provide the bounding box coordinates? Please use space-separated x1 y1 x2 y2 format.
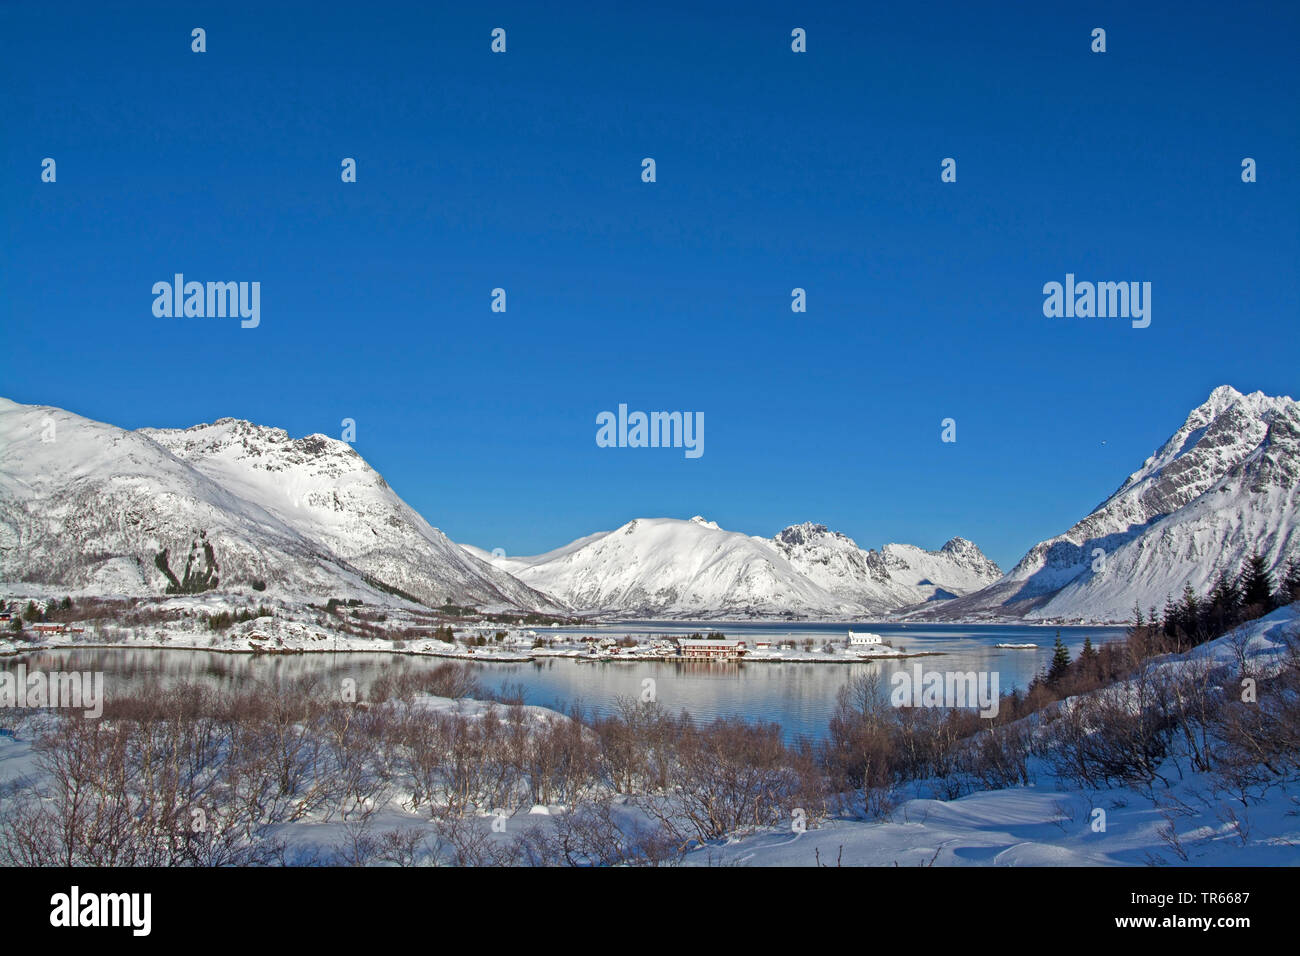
1127 603 1147 650
1239 551 1276 611
1205 571 1242 634
1078 634 1100 680
1179 584 1202 645
1283 557 1300 604
1162 595 1180 643
1047 631 1071 686
1080 635 1098 663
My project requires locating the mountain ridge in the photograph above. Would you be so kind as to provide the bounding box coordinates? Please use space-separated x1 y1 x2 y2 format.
912 385 1299 622
464 516 1002 619
0 398 563 612
4 384 1291 624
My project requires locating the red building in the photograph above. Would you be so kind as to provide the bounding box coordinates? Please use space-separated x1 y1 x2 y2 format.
677 638 747 660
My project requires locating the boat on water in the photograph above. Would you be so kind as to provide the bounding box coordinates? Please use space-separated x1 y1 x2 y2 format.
995 642 1038 649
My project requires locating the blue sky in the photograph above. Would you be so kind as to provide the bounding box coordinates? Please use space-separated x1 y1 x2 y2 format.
2 1 1297 570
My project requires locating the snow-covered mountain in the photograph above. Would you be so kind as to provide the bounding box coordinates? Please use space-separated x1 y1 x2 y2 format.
465 516 1000 619
773 523 1002 609
12 385 1284 625
0 399 561 612
924 385 1300 623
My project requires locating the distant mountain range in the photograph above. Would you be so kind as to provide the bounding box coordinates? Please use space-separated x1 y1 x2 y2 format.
462 517 1001 619
2 384 1295 624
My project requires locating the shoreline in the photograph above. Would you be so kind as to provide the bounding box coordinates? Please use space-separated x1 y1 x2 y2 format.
1 639 946 665
586 619 1130 628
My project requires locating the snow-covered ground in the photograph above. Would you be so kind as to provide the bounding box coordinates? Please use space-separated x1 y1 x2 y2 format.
679 777 1298 866
0 590 926 664
684 604 1300 866
0 592 528 660
4 606 1295 866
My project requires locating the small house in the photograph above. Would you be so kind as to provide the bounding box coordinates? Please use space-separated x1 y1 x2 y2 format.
847 630 883 646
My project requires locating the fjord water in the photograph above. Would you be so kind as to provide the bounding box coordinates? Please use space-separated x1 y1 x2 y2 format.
5 623 1126 740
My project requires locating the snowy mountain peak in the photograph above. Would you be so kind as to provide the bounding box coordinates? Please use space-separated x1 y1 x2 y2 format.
926 385 1300 622
0 399 561 612
146 418 362 472
774 522 858 550
937 536 1000 573
1100 386 1295 526
474 515 860 619
478 516 1002 619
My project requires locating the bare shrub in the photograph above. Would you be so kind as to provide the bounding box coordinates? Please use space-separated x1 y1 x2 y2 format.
595 697 675 795
821 672 898 818
516 799 682 866
960 720 1033 791
641 716 800 846
1042 670 1178 789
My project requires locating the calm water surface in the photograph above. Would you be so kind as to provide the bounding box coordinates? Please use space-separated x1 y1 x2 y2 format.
4 622 1127 740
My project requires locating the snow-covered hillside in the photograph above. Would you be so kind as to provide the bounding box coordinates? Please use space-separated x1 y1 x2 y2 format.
9 384 1285 624
0 399 560 612
143 418 560 612
465 516 1000 619
773 523 1001 610
690 602 1300 867
925 386 1300 623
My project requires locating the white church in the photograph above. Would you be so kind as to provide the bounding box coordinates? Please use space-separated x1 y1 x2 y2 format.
847 630 883 646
